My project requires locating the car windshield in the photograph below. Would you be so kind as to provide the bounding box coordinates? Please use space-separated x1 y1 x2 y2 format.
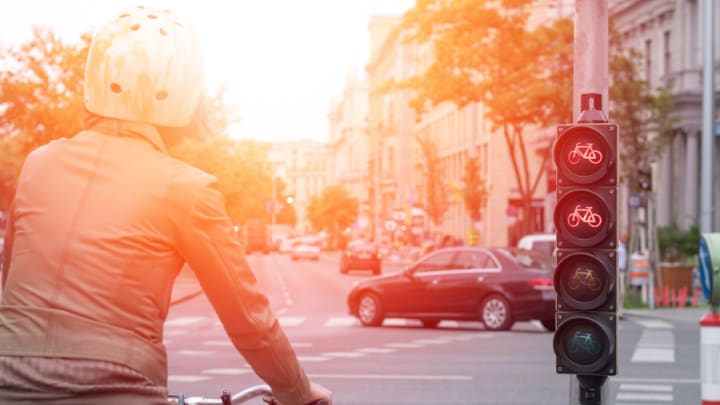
494 248 555 271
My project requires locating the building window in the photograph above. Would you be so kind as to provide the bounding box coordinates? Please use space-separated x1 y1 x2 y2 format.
663 30 671 76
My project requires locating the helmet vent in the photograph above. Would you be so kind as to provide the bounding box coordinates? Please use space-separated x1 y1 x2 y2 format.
119 14 130 18
110 83 122 93
155 91 168 100
131 24 140 31
147 14 157 19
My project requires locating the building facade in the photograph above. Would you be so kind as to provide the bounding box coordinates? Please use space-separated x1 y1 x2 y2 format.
611 0 720 233
269 140 327 233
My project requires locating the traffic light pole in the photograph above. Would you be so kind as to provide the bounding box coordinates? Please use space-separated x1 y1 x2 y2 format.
567 2 610 404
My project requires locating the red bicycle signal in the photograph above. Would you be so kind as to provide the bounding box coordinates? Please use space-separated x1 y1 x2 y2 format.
568 142 603 165
567 205 602 228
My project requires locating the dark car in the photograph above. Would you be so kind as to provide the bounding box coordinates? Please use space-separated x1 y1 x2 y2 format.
347 246 556 331
340 240 382 275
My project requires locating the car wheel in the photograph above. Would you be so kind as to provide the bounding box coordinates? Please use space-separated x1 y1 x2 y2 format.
480 295 513 331
421 319 440 328
541 318 556 332
357 292 384 327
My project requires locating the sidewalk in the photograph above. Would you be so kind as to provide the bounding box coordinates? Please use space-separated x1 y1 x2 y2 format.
623 306 711 323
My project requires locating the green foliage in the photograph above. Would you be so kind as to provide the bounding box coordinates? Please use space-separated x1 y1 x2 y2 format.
398 0 574 233
608 40 679 191
307 186 358 248
416 134 449 226
657 223 700 263
0 28 90 209
463 155 487 222
169 138 275 224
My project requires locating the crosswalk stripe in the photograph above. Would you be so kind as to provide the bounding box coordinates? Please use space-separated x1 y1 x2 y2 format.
297 356 331 362
324 317 357 327
634 319 674 329
631 330 674 363
176 350 216 356
384 318 412 326
168 375 211 383
618 384 673 392
412 339 450 345
356 347 397 354
279 316 306 327
202 368 252 375
165 316 205 327
202 341 233 347
616 392 673 402
439 320 460 328
322 352 367 358
386 343 424 349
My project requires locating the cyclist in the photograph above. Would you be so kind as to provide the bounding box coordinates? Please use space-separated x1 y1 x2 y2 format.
0 6 331 405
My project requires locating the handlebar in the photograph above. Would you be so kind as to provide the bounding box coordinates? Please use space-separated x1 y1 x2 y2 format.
168 384 328 405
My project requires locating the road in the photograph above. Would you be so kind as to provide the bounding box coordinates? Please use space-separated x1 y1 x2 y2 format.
165 252 703 404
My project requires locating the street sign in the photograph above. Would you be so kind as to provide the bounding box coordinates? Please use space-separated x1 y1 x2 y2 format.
699 233 720 306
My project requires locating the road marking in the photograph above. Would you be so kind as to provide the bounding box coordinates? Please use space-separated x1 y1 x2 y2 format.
618 384 673 392
634 319 674 329
297 356 331 362
201 368 252 375
168 375 212 383
278 316 305 327
412 339 450 345
439 320 460 328
631 330 674 363
355 347 397 354
613 377 700 384
306 373 472 381
324 317 357 327
322 351 367 358
385 343 424 349
530 320 545 331
176 350 217 356
165 316 205 327
616 392 673 402
202 341 234 347
383 318 412 326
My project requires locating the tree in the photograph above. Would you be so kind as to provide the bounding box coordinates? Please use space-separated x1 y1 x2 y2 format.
608 45 678 193
463 155 487 223
416 133 449 226
0 27 90 209
398 0 574 236
306 186 358 249
0 27 240 211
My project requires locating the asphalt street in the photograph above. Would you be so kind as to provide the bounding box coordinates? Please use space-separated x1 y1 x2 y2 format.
164 253 705 404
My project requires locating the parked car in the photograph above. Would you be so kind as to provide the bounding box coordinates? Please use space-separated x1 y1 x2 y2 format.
291 237 320 261
517 233 556 256
340 240 382 275
347 246 556 331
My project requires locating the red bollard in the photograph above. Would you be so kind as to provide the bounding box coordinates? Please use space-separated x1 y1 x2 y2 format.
679 287 688 308
701 313 720 404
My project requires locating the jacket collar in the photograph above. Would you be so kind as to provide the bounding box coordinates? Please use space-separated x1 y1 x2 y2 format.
89 118 168 153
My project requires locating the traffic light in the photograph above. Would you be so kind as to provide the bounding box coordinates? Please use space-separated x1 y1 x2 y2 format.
638 167 652 191
552 119 619 376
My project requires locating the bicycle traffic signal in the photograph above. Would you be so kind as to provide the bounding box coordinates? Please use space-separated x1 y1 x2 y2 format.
552 120 619 376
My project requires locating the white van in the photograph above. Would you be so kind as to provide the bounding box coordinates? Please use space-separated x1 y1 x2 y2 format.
517 233 556 256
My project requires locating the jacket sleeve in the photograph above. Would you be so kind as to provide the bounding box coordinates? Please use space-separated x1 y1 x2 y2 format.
172 179 310 405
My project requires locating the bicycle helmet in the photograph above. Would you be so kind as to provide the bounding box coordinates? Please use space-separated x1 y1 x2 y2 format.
84 6 204 127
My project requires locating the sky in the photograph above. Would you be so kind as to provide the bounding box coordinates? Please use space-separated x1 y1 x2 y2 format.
0 0 416 143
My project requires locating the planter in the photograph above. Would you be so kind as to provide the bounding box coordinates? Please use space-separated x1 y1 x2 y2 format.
657 262 694 291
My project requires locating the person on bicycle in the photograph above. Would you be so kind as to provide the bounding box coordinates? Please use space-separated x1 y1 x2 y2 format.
0 6 331 405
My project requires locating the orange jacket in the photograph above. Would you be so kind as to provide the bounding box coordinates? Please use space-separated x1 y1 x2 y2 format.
0 118 310 404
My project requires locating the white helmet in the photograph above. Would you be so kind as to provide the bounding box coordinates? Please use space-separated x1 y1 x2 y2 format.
84 6 204 127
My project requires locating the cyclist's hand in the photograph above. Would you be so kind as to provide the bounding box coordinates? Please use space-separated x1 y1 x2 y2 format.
306 381 332 405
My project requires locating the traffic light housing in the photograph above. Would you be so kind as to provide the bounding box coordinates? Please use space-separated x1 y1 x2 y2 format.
553 121 619 376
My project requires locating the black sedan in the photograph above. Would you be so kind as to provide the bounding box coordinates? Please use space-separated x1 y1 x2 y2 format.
347 246 556 331
340 240 382 275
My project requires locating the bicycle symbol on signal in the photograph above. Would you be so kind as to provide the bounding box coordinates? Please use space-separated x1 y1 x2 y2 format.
568 331 602 356
568 142 603 165
567 205 602 228
568 268 602 291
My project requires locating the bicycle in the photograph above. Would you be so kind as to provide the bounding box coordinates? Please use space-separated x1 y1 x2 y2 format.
168 383 329 405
